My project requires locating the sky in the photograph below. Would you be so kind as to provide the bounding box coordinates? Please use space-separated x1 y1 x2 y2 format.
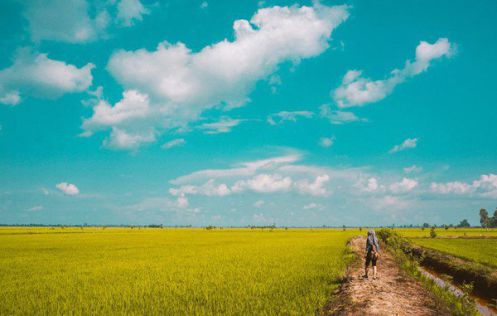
1 0 496 226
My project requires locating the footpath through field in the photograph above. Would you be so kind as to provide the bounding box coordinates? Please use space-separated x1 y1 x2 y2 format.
323 236 449 316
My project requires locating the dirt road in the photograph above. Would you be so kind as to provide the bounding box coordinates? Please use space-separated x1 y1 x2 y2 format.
323 236 450 316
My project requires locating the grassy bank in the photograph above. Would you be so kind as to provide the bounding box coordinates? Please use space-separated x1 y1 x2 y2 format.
377 229 479 316
410 238 497 268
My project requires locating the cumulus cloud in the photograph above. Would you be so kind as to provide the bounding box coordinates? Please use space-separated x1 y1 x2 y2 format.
168 154 334 201
295 174 330 196
319 104 366 124
166 153 434 212
233 174 293 193
357 176 418 195
0 50 94 105
431 174 497 198
357 177 382 193
199 117 243 134
21 0 149 43
267 111 313 125
389 177 418 193
103 128 156 150
22 0 105 43
89 3 349 149
319 136 335 148
389 138 418 154
56 182 80 196
404 165 422 174
117 0 149 26
162 138 186 149
82 90 151 132
333 38 454 108
303 202 321 210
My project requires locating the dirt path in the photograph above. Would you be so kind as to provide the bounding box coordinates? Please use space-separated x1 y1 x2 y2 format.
323 236 450 316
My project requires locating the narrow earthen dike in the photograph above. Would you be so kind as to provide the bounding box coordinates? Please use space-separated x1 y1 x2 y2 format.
323 237 449 316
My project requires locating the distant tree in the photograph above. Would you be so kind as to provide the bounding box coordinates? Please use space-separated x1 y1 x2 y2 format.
490 209 497 228
457 219 470 227
430 227 437 238
342 225 346 231
444 224 449 230
422 223 430 228
480 208 490 228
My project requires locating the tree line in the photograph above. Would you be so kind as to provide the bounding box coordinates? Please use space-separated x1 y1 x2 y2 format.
479 208 497 228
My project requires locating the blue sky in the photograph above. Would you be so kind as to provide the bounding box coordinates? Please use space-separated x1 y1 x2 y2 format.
1 0 496 226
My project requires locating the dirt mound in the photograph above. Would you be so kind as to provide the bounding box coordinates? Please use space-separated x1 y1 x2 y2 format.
323 237 450 316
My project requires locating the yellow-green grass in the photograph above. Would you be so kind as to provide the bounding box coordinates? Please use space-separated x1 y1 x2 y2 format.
409 238 497 268
395 227 497 238
0 227 358 315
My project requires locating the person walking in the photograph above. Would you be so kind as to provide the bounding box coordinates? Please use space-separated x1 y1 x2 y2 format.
363 229 380 279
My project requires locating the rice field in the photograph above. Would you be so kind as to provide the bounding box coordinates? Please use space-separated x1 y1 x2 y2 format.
396 227 497 238
0 227 357 315
409 238 497 268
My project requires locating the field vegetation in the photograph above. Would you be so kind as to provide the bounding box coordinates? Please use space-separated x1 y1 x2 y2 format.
410 238 497 268
0 227 357 315
396 227 497 238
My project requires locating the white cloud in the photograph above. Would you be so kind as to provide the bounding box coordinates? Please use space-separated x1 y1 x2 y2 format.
176 194 189 208
431 174 497 198
389 177 418 193
389 138 418 154
267 111 313 125
56 182 80 196
431 181 471 195
199 117 242 134
168 154 337 205
27 205 44 211
295 174 330 196
0 92 21 106
319 136 335 148
103 128 156 150
404 165 422 174
23 0 104 43
124 196 194 212
117 0 149 26
170 179 232 197
319 104 366 124
333 38 454 108
303 202 321 210
22 0 149 43
171 154 301 185
233 174 293 193
82 90 151 131
0 50 94 105
93 3 349 149
357 176 418 194
162 138 186 149
358 177 382 193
